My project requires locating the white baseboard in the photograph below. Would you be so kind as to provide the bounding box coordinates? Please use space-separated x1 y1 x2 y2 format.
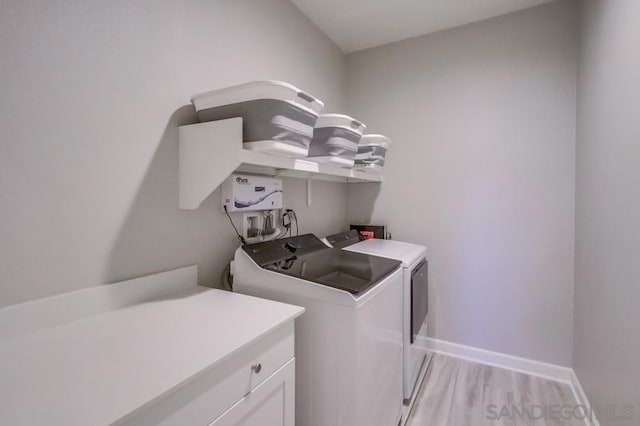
418 336 599 426
419 336 573 383
570 370 600 426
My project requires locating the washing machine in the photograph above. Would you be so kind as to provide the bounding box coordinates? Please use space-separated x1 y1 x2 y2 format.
233 233 404 426
326 230 428 417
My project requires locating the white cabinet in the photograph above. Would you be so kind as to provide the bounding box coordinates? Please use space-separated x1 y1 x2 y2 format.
0 266 304 426
211 359 295 426
120 322 297 426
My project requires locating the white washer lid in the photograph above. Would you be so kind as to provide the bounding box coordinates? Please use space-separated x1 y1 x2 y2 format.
344 239 426 267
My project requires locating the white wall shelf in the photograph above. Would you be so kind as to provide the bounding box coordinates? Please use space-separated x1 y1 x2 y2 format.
178 118 382 209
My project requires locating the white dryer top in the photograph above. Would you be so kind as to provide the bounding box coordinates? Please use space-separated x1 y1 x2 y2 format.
344 239 426 267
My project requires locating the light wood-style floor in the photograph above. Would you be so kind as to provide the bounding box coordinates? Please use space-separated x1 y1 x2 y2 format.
407 354 589 426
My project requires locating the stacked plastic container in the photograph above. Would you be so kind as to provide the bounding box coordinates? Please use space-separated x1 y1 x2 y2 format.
306 114 366 167
191 80 324 158
354 134 392 170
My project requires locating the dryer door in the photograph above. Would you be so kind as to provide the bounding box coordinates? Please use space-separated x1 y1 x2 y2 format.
411 259 428 343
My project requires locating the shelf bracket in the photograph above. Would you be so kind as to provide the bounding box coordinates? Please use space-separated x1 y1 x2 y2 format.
178 118 243 210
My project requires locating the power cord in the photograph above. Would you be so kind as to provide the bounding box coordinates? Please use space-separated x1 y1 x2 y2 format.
281 210 291 238
223 205 247 245
281 209 299 237
291 210 299 236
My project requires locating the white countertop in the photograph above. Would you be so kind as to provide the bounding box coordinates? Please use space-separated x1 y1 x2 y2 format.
0 286 304 425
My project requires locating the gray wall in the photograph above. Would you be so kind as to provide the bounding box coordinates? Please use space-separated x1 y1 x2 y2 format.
575 1 640 423
0 0 348 307
346 1 577 366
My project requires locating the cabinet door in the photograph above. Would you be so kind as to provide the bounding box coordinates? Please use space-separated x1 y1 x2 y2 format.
210 358 295 426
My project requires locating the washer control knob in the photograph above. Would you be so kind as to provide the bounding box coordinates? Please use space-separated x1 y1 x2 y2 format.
285 241 301 252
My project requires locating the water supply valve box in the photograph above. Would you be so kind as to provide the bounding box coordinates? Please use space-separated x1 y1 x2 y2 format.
222 174 283 212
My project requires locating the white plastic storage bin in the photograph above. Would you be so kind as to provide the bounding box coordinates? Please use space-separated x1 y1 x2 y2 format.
191 81 325 158
354 134 391 170
306 114 366 166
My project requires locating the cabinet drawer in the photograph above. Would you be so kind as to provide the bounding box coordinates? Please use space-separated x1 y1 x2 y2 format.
118 321 294 425
209 358 295 426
